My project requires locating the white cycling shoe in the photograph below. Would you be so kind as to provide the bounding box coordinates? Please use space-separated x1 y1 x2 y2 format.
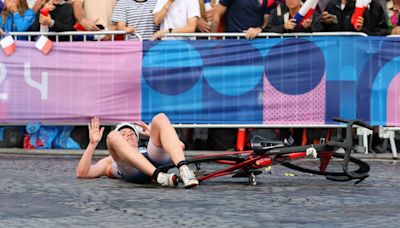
157 172 179 187
179 165 199 189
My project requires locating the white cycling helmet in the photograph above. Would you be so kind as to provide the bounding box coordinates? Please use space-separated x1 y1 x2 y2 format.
114 122 142 139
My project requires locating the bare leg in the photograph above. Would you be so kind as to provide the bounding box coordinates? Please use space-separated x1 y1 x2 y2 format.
106 131 156 176
149 113 186 165
149 114 199 188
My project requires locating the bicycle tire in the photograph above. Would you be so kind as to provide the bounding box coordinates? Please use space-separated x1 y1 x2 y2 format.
277 152 370 180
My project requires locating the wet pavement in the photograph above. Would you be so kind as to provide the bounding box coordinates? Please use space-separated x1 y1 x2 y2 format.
0 154 399 227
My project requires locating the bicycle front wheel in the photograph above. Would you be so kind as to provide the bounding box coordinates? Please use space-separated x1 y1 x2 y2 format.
277 152 370 181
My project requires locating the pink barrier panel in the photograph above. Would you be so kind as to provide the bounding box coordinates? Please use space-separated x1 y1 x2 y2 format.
387 74 400 125
0 41 142 123
263 74 326 124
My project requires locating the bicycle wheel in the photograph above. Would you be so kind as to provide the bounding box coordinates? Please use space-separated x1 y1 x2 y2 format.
277 152 370 181
158 155 258 183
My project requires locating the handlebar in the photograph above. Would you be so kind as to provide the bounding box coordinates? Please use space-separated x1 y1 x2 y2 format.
332 117 373 130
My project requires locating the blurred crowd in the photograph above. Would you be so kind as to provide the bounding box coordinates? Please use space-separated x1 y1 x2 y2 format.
0 0 399 41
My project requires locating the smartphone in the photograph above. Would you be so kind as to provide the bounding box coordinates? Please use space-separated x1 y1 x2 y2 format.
96 24 105 30
330 14 338 24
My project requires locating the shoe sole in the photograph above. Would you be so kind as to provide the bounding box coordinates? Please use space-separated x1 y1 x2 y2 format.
184 182 199 189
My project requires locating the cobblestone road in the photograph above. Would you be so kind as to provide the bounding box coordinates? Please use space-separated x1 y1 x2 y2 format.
0 154 399 227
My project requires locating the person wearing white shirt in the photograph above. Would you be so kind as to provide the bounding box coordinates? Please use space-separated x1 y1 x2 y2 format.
153 0 200 40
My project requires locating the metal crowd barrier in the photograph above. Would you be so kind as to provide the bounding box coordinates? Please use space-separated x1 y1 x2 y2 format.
163 32 368 39
8 31 142 42
6 31 368 42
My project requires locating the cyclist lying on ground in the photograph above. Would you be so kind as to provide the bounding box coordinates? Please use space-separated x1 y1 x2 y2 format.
76 113 199 188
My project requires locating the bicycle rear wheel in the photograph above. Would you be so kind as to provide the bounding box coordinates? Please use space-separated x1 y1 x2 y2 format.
277 152 370 181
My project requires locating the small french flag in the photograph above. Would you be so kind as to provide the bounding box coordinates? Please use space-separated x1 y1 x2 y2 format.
351 0 370 30
35 35 53 55
294 0 319 25
1 35 16 56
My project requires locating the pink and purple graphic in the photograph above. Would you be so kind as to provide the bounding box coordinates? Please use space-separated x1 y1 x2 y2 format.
387 74 400 125
0 41 142 123
263 75 326 124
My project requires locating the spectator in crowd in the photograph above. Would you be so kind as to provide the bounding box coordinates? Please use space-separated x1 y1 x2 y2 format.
0 0 35 38
388 0 400 34
321 0 389 36
152 0 200 40
111 0 159 40
211 0 272 39
265 0 323 33
71 0 116 32
76 114 199 188
30 0 76 41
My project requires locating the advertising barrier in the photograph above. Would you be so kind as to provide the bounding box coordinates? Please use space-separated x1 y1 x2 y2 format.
0 36 399 126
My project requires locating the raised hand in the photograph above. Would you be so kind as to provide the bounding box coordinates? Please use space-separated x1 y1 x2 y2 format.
134 121 151 137
7 2 18 14
88 117 105 145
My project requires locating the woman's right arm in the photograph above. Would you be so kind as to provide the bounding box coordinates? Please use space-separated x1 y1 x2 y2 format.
76 118 111 179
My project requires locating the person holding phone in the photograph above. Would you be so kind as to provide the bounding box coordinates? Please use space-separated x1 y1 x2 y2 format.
71 0 116 32
76 113 199 189
321 0 389 35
